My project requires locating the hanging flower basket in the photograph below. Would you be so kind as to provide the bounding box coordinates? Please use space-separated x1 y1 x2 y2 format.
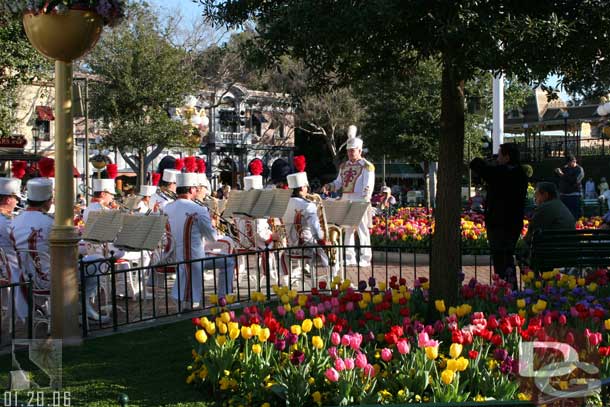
22 9 103 62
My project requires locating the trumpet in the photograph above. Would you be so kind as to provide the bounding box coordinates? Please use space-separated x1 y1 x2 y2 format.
161 189 177 200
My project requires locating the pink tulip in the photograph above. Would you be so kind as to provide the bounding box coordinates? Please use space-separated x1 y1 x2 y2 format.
341 334 352 346
331 332 341 346
363 363 376 378
355 352 368 369
381 348 393 362
396 339 410 355
325 367 340 382
334 357 346 371
328 346 338 359
344 357 355 370
295 309 305 321
277 305 286 316
349 333 363 350
346 301 354 312
558 314 567 325
331 297 340 307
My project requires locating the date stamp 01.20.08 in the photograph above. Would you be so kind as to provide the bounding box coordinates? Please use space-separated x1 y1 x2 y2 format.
3 391 72 407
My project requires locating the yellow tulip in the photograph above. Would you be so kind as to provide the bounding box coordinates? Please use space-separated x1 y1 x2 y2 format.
195 329 208 344
425 346 438 360
228 321 239 332
605 319 610 331
312 391 322 404
280 294 290 304
435 300 446 313
298 294 308 306
252 344 262 354
456 357 469 371
209 294 218 304
290 325 302 335
312 336 324 349
241 326 253 340
302 319 313 333
251 324 262 336
220 312 231 323
229 327 240 340
258 327 270 342
205 322 216 335
446 358 458 371
516 299 526 308
216 335 227 346
313 317 323 329
441 369 454 385
217 321 228 335
449 343 462 359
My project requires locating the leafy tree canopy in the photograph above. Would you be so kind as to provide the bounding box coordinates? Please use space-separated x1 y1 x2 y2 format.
86 2 197 184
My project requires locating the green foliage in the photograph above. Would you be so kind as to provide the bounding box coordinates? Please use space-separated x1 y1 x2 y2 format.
86 2 196 182
0 15 49 136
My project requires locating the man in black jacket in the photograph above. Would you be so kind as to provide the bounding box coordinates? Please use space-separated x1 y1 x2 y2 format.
555 154 584 220
470 143 528 288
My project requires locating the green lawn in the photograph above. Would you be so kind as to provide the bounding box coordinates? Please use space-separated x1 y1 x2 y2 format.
0 320 211 407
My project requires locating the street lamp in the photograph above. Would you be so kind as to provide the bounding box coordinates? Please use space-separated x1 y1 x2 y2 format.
31 125 40 155
561 110 569 155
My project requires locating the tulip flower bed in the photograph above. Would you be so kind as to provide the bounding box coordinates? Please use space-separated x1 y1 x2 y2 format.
187 270 610 406
371 207 604 253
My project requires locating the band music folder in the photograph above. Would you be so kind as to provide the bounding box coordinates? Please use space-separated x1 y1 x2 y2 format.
114 214 168 251
224 189 291 218
82 211 124 243
83 211 167 251
322 200 370 226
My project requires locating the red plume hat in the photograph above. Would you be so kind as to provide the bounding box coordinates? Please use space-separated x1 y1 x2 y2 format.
152 172 161 186
196 158 206 174
293 155 306 172
38 157 55 177
184 156 197 173
249 158 264 176
106 163 118 179
11 161 26 179
174 158 185 171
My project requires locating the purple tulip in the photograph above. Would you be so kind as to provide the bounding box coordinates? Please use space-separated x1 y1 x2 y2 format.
274 338 286 351
286 333 298 346
291 350 305 365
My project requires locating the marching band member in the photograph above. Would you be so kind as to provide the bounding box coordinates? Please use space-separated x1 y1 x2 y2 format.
236 160 280 284
324 125 375 267
9 178 54 320
150 156 179 213
164 172 235 308
283 162 329 279
0 178 22 302
136 185 157 213
37 157 55 214
83 178 116 223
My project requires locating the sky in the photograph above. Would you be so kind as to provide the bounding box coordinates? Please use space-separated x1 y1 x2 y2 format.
147 0 205 18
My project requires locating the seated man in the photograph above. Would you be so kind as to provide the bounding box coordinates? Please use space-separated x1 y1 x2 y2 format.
524 182 576 246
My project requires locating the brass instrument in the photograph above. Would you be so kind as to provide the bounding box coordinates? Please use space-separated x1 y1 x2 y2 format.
161 189 177 201
304 193 342 266
269 217 287 249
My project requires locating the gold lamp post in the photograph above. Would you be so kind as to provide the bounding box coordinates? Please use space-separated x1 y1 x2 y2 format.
23 9 103 344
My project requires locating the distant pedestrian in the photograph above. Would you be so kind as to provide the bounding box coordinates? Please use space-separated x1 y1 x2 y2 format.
585 177 596 199
599 177 608 195
470 143 528 288
555 154 584 219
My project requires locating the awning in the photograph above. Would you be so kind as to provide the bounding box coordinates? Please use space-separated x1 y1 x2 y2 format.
35 106 54 121
374 163 425 179
0 148 42 162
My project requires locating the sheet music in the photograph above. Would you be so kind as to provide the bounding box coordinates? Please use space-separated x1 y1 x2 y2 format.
123 195 141 211
115 214 167 250
344 202 370 226
82 211 124 242
249 190 275 218
266 189 292 218
322 200 350 225
236 190 261 216
223 191 244 218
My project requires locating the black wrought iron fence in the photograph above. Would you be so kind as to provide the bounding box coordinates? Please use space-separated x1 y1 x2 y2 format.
79 244 496 336
0 279 34 344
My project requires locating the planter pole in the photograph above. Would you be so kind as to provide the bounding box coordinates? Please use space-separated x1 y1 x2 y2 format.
49 60 81 344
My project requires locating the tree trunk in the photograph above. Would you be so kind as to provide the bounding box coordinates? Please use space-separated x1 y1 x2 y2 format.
422 160 431 208
138 150 146 190
429 63 465 310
